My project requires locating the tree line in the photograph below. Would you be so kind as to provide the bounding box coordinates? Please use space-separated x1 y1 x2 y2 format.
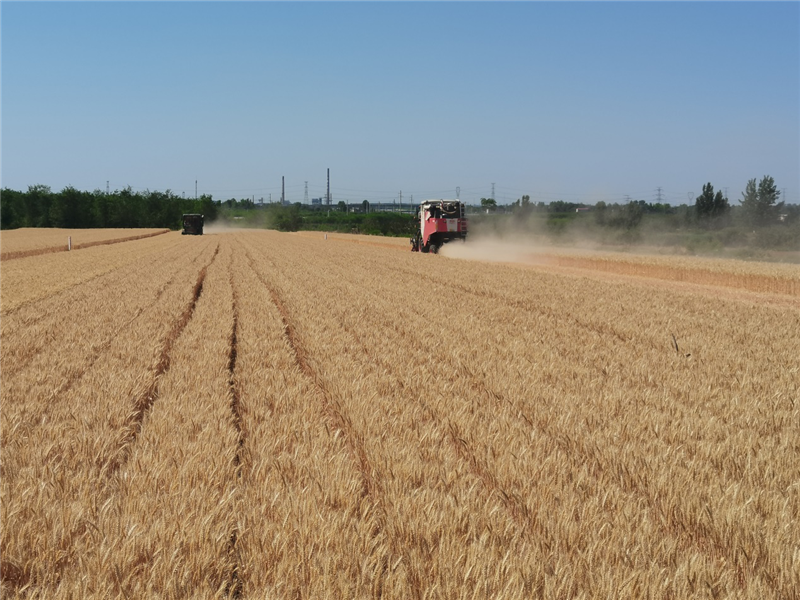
1 185 218 230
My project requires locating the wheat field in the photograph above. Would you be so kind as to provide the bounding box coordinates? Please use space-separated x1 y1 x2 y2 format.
0 228 170 261
1 229 798 599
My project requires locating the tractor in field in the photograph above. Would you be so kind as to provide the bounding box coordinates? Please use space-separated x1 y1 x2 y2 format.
182 214 204 235
410 199 467 253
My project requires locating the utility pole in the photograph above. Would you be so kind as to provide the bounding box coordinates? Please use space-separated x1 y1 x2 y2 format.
281 176 285 205
456 186 460 200
106 180 109 195
304 181 309 204
327 168 331 205
195 180 197 200
491 183 495 202
399 191 402 213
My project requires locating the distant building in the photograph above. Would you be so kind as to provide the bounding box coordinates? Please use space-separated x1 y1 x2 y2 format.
311 198 323 206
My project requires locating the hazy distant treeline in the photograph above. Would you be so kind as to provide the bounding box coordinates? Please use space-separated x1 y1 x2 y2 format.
0 185 218 230
3 180 797 254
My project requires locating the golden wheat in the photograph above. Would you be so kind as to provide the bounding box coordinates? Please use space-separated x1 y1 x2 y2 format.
1 227 170 259
1 229 797 599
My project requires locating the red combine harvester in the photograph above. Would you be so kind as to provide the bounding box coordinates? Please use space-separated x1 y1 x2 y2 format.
410 199 467 253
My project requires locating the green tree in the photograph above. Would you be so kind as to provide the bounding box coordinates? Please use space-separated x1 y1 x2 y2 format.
480 197 497 209
198 194 219 222
512 195 531 213
594 201 607 225
26 184 54 227
337 200 347 212
1 188 25 228
740 176 783 226
695 183 729 224
50 186 93 228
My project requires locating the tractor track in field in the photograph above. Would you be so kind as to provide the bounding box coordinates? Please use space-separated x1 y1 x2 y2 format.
357 299 771 591
338 315 551 545
1 268 189 451
254 248 547 544
224 266 244 599
0 241 207 378
292 258 774 591
345 278 779 593
242 247 424 600
241 241 783 595
0 246 219 596
0 235 197 318
104 243 219 477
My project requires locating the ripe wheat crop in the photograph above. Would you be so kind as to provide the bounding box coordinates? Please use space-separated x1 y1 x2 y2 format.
0 228 170 261
1 229 797 599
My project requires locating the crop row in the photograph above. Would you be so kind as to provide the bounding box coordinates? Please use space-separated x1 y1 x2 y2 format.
1 229 797 598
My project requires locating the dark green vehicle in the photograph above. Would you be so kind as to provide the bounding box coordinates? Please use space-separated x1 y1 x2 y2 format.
182 214 204 235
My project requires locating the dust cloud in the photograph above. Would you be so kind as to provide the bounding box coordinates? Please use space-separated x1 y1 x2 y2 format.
439 236 540 264
202 224 250 235
438 233 591 266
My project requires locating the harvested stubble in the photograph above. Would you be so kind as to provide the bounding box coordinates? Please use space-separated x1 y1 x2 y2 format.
1 229 798 599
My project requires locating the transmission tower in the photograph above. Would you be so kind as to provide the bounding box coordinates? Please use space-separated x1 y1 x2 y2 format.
304 181 308 204
456 186 460 200
491 183 495 201
655 187 664 204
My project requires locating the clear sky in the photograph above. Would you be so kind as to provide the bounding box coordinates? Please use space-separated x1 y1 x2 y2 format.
3 1 798 206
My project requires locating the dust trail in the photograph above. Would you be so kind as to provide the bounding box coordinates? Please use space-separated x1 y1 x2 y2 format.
438 235 556 265
203 224 257 235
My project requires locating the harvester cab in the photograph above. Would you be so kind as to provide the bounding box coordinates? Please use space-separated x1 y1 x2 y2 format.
182 214 204 235
410 199 467 253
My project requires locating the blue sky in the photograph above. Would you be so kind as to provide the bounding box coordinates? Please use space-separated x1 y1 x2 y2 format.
3 1 798 206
